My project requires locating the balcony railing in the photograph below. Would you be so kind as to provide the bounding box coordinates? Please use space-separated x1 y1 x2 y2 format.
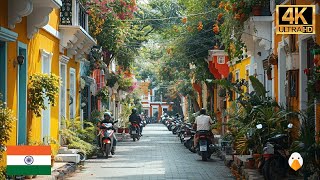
60 0 88 32
276 0 287 5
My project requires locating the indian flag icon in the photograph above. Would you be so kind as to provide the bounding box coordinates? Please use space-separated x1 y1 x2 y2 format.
6 146 52 175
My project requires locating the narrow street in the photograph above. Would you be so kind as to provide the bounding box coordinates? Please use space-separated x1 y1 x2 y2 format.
68 124 234 180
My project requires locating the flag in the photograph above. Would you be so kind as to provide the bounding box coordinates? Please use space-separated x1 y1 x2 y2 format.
6 146 52 175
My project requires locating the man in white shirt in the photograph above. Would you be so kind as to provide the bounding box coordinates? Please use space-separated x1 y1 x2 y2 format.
193 108 214 149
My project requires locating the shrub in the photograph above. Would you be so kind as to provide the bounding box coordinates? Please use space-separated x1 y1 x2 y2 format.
28 73 60 117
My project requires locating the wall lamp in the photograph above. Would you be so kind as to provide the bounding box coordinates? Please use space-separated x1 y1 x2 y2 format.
14 55 25 68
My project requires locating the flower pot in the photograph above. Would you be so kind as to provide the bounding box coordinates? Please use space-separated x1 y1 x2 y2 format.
252 153 261 159
263 153 273 160
252 6 262 16
25 175 33 179
125 128 129 134
247 158 255 169
118 128 124 133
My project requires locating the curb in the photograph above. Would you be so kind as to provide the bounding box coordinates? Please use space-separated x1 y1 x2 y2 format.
34 163 77 180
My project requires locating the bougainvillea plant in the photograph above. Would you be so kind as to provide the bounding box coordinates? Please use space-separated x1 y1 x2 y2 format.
82 0 137 36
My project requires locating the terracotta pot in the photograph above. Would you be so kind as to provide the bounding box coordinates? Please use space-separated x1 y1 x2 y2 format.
118 128 124 133
263 153 273 160
247 158 255 169
125 128 129 134
252 6 262 16
252 153 261 159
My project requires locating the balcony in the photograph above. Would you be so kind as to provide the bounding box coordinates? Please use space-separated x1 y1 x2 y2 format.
8 0 62 39
59 0 97 61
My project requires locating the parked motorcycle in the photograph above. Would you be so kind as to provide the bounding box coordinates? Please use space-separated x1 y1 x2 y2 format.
130 122 141 141
196 130 213 161
98 121 118 159
261 134 291 180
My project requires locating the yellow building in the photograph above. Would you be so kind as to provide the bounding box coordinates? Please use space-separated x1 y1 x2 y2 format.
0 0 96 166
272 0 320 140
226 57 251 109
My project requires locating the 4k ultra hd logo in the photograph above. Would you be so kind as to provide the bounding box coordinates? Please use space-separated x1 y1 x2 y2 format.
276 5 316 34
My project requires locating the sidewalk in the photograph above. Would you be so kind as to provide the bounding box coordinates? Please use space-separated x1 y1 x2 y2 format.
34 162 78 180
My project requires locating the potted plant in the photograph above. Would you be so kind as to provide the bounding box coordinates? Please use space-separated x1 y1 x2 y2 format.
251 0 266 16
269 53 278 65
311 44 320 55
117 127 124 133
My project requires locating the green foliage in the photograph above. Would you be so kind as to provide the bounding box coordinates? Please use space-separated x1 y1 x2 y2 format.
118 75 133 91
291 107 320 178
60 117 96 157
249 76 266 98
0 167 6 180
0 95 16 161
96 86 109 104
106 73 120 88
28 73 60 117
90 110 103 123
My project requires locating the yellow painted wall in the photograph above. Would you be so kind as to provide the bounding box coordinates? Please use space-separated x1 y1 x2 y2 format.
1 6 62 166
49 9 60 30
27 29 60 147
226 57 250 109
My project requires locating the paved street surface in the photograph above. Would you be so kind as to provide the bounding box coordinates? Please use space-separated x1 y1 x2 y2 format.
68 124 234 180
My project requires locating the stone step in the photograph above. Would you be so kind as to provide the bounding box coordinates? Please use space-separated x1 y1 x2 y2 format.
55 154 80 164
58 147 80 154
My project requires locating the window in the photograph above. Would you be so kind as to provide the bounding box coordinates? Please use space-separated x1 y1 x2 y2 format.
41 49 53 143
59 55 69 130
69 68 76 119
217 56 225 64
287 70 299 97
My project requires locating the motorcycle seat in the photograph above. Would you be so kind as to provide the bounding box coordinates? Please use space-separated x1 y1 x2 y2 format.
198 130 209 135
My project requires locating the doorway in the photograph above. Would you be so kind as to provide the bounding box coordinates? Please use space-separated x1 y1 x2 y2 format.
0 41 6 102
17 42 27 145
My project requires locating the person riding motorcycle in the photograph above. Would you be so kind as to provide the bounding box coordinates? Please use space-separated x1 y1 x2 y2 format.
192 108 214 150
97 112 117 154
129 108 142 136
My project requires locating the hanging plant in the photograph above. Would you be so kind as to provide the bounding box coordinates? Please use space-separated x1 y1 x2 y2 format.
96 86 109 101
118 74 133 92
28 73 60 117
106 73 120 88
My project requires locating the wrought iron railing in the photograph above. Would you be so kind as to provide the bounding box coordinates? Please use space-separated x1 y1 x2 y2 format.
60 0 88 31
78 1 87 30
276 0 287 5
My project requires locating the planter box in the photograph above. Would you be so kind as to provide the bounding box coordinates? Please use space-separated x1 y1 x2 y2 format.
118 128 124 133
125 128 129 134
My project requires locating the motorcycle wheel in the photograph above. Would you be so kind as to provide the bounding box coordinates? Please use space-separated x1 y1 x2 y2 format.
202 152 208 161
133 137 136 141
105 144 111 159
264 157 285 180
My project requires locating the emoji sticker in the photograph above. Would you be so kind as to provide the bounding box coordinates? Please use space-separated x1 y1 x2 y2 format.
288 152 303 171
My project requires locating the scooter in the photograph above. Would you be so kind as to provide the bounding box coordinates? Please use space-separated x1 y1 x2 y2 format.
98 121 118 159
130 122 141 141
261 134 291 180
196 130 213 161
